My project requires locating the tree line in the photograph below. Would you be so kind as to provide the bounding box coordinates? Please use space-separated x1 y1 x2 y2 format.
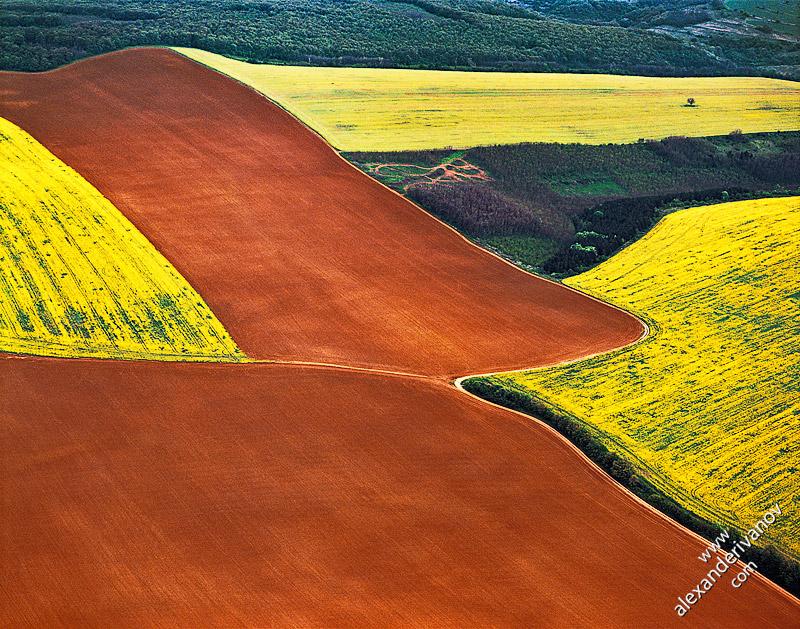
2 0 796 78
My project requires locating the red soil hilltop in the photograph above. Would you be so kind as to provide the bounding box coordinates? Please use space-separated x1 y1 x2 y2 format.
0 48 640 377
1 50 797 627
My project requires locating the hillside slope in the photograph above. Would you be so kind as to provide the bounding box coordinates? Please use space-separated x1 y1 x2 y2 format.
0 48 642 375
1 47 798 626
2 0 797 78
346 132 800 274
177 48 800 152
4 358 800 627
495 196 800 555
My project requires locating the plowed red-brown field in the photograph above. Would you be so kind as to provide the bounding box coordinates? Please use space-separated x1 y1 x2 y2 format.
2 357 798 627
0 48 640 376
1 49 798 627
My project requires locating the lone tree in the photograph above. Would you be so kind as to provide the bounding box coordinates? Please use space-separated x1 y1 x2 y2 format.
687 97 696 107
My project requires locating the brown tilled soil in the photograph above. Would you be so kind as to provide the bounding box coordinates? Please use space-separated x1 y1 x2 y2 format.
0 49 797 627
2 357 798 628
0 48 639 377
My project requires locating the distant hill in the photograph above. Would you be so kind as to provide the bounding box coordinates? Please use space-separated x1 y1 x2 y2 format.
1 0 797 78
513 1 799 77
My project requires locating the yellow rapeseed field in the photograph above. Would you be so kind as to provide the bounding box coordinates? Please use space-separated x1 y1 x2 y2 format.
0 117 243 361
176 47 800 152
497 197 800 555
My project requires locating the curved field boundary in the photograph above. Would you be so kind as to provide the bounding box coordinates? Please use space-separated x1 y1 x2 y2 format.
2 356 799 627
0 47 643 377
172 45 653 379
492 196 800 557
451 373 799 608
1 49 798 626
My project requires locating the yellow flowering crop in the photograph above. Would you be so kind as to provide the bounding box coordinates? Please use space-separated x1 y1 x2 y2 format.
498 197 800 555
0 117 243 361
176 47 800 152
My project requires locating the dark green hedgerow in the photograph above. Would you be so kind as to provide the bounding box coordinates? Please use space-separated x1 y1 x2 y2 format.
461 376 800 597
348 131 800 277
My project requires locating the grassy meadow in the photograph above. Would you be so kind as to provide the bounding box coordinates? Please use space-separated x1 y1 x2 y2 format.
177 47 800 151
0 117 243 361
493 196 800 555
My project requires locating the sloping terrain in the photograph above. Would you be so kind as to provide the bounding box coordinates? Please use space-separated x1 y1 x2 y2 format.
178 47 800 151
1 49 798 626
7 0 797 77
0 48 641 376
494 197 800 555
725 0 799 36
2 357 799 627
0 117 241 361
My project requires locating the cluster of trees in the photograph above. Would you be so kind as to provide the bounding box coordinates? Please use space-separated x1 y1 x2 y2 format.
472 131 800 198
462 376 800 597
514 0 721 26
351 131 800 275
408 182 572 240
541 187 750 273
541 133 800 273
1 0 796 77
647 133 800 184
